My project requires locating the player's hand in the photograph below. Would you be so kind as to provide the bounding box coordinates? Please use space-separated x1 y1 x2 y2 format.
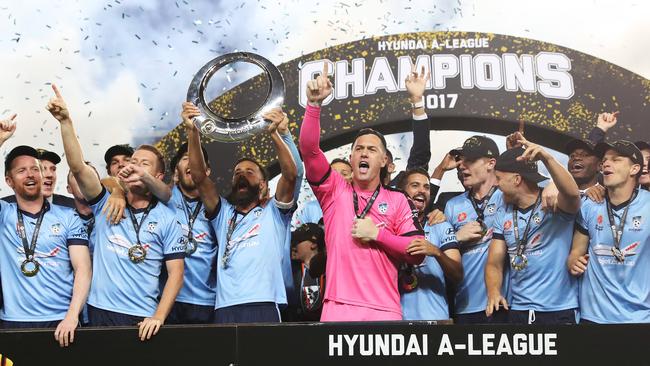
138 317 164 341
306 62 333 106
351 217 379 243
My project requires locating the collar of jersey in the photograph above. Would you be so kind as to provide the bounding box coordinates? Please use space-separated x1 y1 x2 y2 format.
18 200 51 219
128 198 158 213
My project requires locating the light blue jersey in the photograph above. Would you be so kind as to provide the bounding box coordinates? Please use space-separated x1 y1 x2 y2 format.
166 186 217 306
445 189 507 314
209 197 291 309
87 188 185 317
576 189 650 323
493 198 578 312
0 201 88 321
401 221 458 320
291 199 323 230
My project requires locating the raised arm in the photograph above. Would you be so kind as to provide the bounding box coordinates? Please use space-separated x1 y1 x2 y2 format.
262 108 297 204
278 113 304 203
0 113 17 148
588 111 619 144
47 84 102 201
517 135 581 214
299 62 333 184
405 65 431 171
182 102 220 215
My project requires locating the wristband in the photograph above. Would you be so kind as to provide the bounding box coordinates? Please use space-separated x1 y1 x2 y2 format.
411 100 425 109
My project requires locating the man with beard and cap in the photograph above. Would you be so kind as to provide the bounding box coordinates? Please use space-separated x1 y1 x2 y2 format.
104 144 134 177
486 136 581 325
0 115 91 348
635 141 650 190
397 168 463 320
48 84 185 341
568 141 650 323
299 62 424 321
2 148 75 208
443 135 508 324
182 102 297 324
161 141 217 324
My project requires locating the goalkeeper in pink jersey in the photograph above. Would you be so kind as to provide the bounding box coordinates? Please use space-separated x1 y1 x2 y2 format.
299 62 425 321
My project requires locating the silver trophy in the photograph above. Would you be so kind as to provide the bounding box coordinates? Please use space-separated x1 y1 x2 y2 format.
187 52 285 142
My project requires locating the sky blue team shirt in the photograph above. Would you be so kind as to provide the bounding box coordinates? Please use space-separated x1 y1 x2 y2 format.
0 200 88 321
87 188 185 317
166 185 217 307
401 221 458 320
291 199 323 230
493 198 578 312
445 189 508 314
209 196 291 309
576 189 650 323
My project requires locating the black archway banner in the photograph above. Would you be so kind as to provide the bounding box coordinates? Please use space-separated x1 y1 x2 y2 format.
156 32 650 190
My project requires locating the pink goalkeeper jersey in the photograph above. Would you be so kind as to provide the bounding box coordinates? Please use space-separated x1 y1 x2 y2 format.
299 104 424 320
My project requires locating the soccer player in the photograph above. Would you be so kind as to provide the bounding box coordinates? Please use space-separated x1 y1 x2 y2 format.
2 148 75 208
398 168 463 320
164 142 217 324
443 135 507 324
486 137 581 324
299 62 424 321
568 140 650 323
0 115 91 347
183 102 297 323
104 144 134 177
48 84 185 341
565 139 600 194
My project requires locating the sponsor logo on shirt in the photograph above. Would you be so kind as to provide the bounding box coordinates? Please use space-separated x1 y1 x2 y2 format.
50 223 62 235
147 221 158 232
594 242 639 264
631 216 642 231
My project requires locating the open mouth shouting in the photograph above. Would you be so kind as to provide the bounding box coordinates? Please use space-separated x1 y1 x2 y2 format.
569 162 584 174
358 161 370 175
411 193 427 210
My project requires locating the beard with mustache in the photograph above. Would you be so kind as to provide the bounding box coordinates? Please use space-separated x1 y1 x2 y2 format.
227 175 260 208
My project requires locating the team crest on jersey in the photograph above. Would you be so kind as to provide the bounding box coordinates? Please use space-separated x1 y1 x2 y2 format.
378 202 388 214
457 212 467 222
147 221 158 232
632 216 642 230
50 223 62 235
254 209 262 218
532 212 542 225
485 203 497 215
504 220 512 230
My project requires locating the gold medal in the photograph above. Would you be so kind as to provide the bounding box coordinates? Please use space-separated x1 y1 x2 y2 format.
128 244 147 263
21 257 40 277
511 254 528 271
185 237 198 255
